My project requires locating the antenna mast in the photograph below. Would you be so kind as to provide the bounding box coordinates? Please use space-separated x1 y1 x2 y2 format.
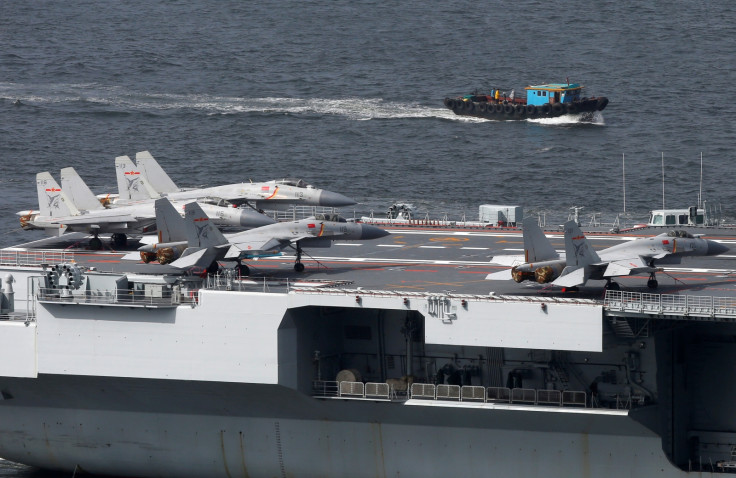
661 152 665 210
622 153 626 214
699 152 703 208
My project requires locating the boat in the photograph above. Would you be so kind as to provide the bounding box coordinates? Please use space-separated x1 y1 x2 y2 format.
0 207 735 477
444 82 609 120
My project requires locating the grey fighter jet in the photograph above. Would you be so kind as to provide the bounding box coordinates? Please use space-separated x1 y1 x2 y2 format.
18 170 275 248
486 218 729 289
139 198 389 274
115 151 356 208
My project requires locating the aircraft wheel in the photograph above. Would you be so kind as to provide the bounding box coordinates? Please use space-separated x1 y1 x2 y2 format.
647 279 658 289
89 237 103 250
206 262 219 275
237 264 250 276
294 263 305 272
111 233 127 248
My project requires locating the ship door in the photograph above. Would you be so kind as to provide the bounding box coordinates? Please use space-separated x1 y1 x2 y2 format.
553 92 561 103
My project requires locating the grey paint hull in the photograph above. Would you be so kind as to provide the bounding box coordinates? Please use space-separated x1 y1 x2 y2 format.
0 375 697 478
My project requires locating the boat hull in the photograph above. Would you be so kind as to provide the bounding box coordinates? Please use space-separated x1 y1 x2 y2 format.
0 374 703 478
444 97 608 120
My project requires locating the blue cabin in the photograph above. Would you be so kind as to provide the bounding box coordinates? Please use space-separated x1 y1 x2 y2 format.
524 83 583 106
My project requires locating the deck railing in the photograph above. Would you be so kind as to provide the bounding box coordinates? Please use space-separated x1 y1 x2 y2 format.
604 290 736 320
312 381 587 407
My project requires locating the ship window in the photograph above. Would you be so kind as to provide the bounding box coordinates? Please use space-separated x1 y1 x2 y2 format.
651 214 663 225
665 215 676 225
344 325 372 341
678 214 688 224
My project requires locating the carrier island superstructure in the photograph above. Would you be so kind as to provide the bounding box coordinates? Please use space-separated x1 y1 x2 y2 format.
0 225 735 477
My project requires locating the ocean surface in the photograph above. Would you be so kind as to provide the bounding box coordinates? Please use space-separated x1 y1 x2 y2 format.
1 0 735 475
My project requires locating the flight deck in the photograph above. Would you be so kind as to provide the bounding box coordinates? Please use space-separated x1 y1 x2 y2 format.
5 224 736 300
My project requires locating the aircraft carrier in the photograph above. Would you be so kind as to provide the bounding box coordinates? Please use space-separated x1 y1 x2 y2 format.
0 221 736 477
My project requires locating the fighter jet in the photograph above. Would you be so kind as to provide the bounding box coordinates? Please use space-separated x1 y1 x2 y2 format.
486 217 729 289
114 151 356 209
138 198 389 274
18 170 276 248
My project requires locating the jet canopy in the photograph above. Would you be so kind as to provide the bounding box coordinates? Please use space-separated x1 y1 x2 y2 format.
273 178 313 189
314 213 345 222
667 230 695 238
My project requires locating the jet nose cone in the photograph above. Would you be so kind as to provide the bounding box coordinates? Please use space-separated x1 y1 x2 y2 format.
360 224 390 240
240 209 277 228
707 240 729 256
319 190 357 207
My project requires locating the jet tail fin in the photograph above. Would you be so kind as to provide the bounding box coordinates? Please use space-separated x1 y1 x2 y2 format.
562 220 601 267
60 167 105 211
36 172 79 217
522 217 558 262
115 155 158 201
135 151 179 194
153 198 188 244
183 201 229 248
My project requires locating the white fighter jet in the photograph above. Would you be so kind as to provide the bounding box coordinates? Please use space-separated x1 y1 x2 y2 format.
486 217 728 289
17 169 276 248
114 151 356 209
138 198 389 274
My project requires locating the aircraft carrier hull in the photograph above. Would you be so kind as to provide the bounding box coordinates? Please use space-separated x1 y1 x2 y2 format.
1 225 735 477
0 374 685 478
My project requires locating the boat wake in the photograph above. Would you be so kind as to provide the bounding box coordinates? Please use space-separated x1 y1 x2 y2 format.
527 111 605 125
0 82 477 121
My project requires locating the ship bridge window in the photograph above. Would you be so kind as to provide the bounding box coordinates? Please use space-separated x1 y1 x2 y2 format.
665 215 676 225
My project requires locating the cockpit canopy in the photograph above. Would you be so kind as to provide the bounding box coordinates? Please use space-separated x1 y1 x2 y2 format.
667 230 695 238
274 178 313 189
314 213 345 222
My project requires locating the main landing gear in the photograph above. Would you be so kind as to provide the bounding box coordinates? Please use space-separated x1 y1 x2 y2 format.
235 259 250 276
605 279 620 291
294 243 305 272
647 272 658 289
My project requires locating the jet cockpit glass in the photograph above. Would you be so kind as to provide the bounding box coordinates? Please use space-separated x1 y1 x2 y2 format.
274 178 312 188
315 213 344 222
668 230 694 238
199 197 232 207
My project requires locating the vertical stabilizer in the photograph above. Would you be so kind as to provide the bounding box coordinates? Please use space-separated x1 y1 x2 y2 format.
183 201 229 248
135 151 179 194
522 217 558 262
153 199 188 243
36 172 79 218
60 168 104 211
562 220 601 267
115 155 158 201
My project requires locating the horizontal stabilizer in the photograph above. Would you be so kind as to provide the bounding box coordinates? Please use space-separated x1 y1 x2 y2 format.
551 266 586 287
170 247 211 269
489 255 526 267
485 269 513 281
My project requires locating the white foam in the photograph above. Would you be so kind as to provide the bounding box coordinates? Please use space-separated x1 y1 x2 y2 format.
528 111 605 125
